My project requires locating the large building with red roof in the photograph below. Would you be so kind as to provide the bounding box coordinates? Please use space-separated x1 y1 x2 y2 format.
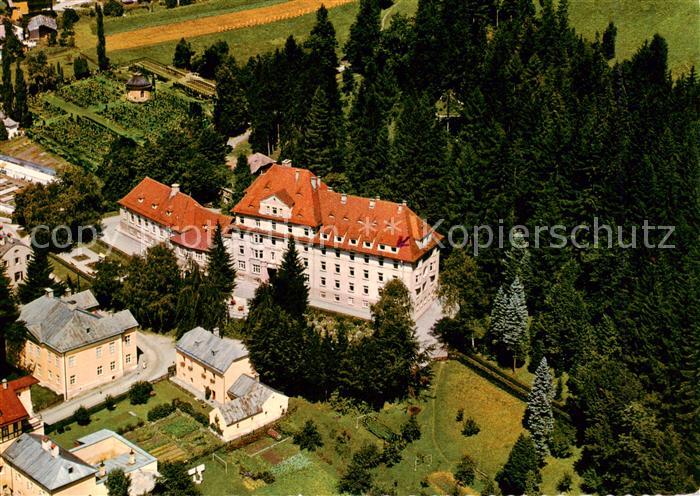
230 164 441 319
117 178 232 266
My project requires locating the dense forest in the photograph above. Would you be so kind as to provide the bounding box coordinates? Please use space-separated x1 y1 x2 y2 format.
204 0 699 493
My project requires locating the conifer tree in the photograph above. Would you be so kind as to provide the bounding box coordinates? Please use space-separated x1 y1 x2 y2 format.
524 357 554 459
199 223 236 329
0 120 7 141
271 237 308 320
18 249 65 304
173 38 194 69
602 21 617 60
299 86 340 176
13 62 31 127
91 258 124 310
344 0 381 74
96 3 109 70
213 58 248 137
0 267 26 373
175 261 205 337
491 277 529 370
495 434 540 495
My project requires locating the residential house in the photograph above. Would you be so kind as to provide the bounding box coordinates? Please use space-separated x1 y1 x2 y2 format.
17 289 139 400
0 235 31 287
7 0 53 22
26 14 57 40
0 429 157 496
246 153 276 175
0 376 43 455
117 178 232 267
209 375 288 442
228 164 442 319
174 326 254 403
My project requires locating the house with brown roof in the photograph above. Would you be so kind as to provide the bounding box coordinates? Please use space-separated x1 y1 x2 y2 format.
117 178 232 267
229 164 441 319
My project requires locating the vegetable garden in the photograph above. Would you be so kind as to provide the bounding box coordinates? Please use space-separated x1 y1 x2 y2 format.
31 74 208 171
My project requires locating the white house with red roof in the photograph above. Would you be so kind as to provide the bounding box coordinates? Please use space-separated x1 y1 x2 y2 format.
117 179 231 267
229 164 441 319
0 376 43 456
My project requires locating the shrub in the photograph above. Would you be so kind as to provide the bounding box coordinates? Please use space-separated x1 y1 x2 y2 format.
381 439 404 467
454 454 477 486
105 394 116 411
401 416 421 442
550 420 575 458
293 420 323 451
74 406 91 426
103 0 124 16
147 403 175 422
456 408 464 422
461 418 480 437
557 472 573 493
253 471 275 483
129 381 153 405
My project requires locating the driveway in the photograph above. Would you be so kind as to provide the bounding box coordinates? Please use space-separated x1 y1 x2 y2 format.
415 299 447 358
101 214 148 257
40 332 176 425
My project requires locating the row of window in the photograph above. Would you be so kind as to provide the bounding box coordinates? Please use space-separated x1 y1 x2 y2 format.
68 355 131 386
319 292 370 308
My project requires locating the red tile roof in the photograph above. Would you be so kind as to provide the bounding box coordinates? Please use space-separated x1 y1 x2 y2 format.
0 376 38 427
232 165 442 263
118 177 232 251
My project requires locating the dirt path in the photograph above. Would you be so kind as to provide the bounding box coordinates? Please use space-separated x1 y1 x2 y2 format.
106 0 355 51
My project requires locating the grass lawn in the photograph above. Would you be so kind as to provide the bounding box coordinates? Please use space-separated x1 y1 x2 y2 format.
568 0 699 76
189 360 579 495
51 380 211 449
50 256 93 288
30 384 63 411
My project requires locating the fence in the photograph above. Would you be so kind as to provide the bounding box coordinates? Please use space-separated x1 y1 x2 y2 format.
450 351 571 422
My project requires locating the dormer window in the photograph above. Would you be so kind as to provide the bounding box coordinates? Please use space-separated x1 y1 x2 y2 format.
321 233 329 241
138 197 144 203
335 236 343 243
166 210 172 216
363 241 372 248
349 239 358 246
151 203 157 209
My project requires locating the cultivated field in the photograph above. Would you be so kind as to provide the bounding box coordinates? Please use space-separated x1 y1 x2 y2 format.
105 0 356 51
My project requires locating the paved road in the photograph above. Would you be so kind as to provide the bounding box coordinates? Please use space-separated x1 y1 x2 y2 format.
415 299 447 358
54 0 93 11
40 332 176 425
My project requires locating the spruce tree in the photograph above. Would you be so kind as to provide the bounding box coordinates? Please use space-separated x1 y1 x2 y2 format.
602 21 617 60
0 120 7 141
213 58 248 137
524 357 554 459
201 223 236 329
13 62 30 127
344 0 381 73
18 250 65 304
299 86 339 176
495 434 540 495
96 3 109 70
175 261 205 338
491 277 529 371
0 267 26 373
271 237 308 320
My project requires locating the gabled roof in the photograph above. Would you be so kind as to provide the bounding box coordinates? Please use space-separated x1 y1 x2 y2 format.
232 165 442 263
218 374 280 426
0 237 29 258
19 293 138 353
60 289 99 311
118 177 231 242
247 153 276 174
1 434 96 492
27 14 57 31
176 327 248 374
0 375 38 427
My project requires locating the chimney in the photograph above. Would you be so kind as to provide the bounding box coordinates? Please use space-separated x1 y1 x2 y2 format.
1 378 7 390
295 170 300 182
398 200 406 213
65 288 72 297
213 327 220 338
50 443 59 458
340 193 347 205
128 450 136 465
41 436 51 451
170 184 180 198
45 288 54 299
98 461 106 477
369 199 376 209
281 159 292 167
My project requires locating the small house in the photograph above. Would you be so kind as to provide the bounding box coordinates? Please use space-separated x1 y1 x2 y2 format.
125 73 153 103
27 14 57 40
